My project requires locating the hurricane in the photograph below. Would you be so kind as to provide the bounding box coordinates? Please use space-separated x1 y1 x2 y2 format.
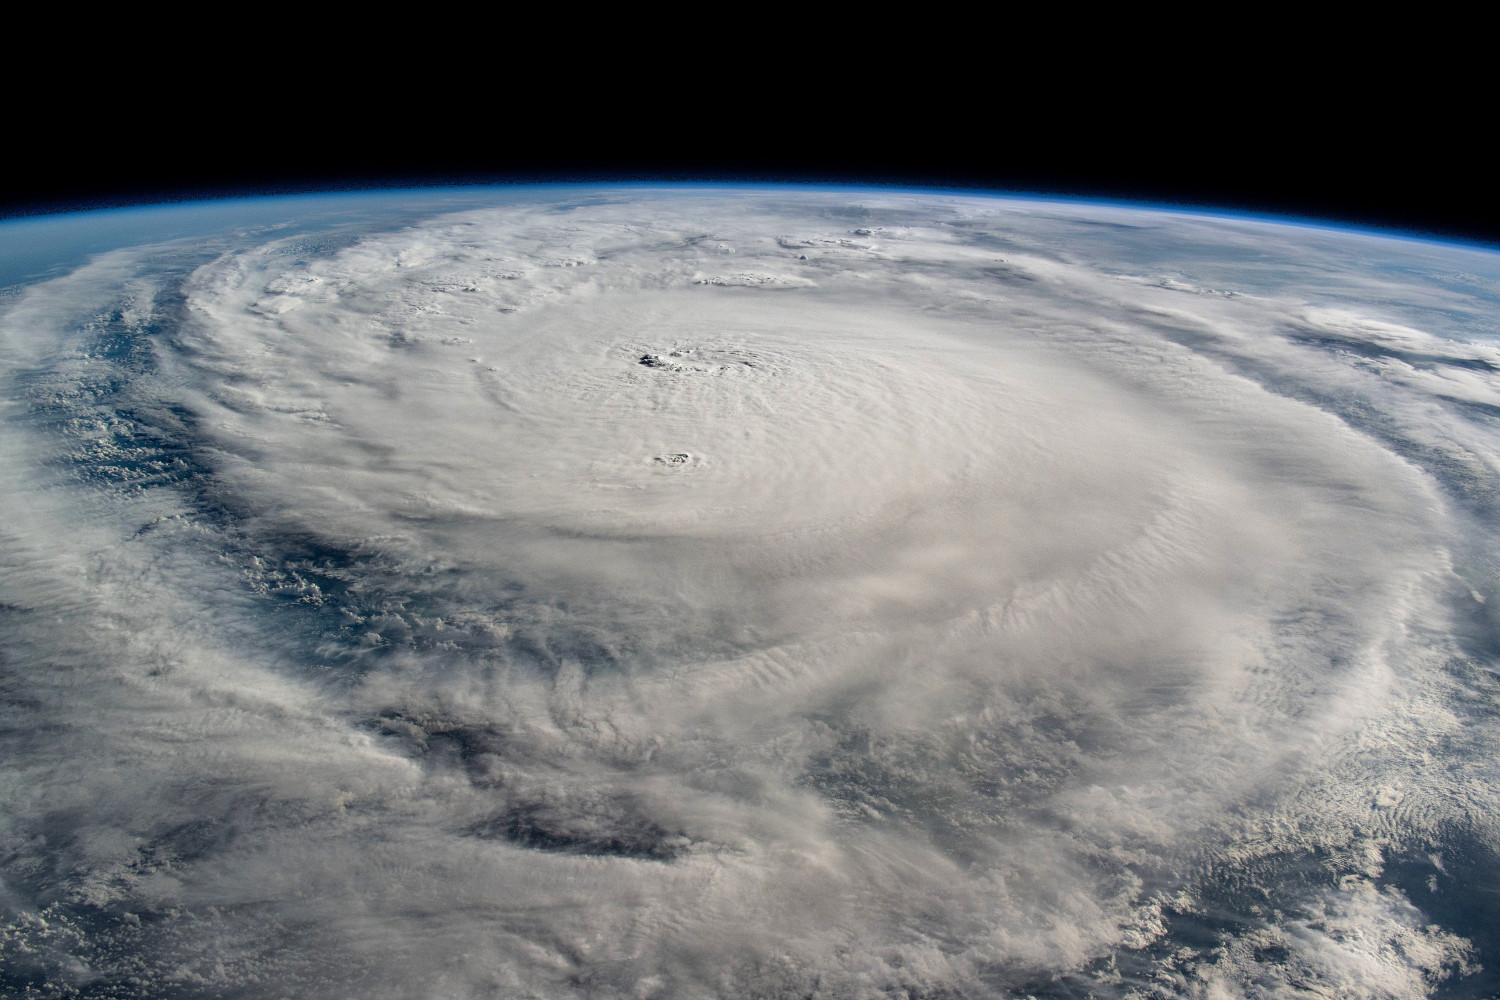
3 186 1500 999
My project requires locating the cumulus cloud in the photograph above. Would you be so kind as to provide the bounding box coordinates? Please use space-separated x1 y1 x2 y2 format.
2 189 1499 998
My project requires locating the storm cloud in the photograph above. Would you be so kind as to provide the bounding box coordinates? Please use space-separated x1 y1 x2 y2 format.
3 189 1499 999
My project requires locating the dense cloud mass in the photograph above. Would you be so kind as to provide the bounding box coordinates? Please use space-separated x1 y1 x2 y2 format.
3 188 1500 999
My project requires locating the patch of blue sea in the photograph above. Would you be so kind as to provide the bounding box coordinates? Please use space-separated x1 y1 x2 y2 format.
988 832 1500 999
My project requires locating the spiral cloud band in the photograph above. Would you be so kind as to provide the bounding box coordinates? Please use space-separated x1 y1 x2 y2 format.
3 188 1500 998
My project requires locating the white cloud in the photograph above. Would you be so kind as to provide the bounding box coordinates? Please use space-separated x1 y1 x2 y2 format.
2 189 1499 998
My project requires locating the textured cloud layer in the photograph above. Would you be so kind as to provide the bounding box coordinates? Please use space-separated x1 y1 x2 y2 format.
3 190 1500 999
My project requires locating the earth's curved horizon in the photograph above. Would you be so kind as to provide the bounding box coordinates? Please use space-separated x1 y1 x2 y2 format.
3 185 1499 999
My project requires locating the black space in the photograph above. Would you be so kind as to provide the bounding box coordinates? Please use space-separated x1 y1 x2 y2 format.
2 67 1492 246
